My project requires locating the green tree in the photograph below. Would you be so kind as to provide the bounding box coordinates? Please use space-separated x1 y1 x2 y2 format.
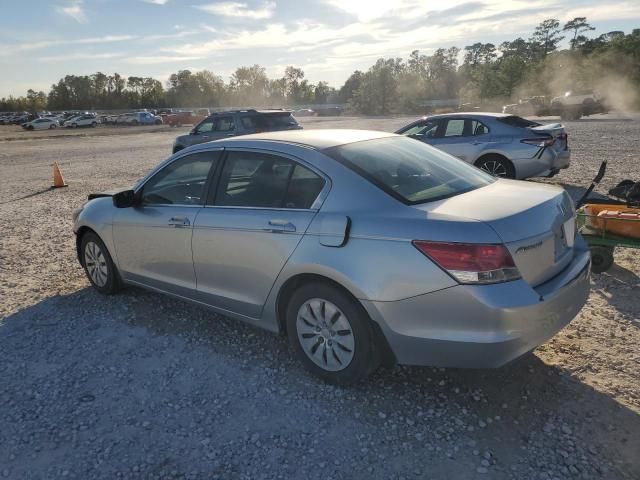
563 17 595 49
530 19 564 57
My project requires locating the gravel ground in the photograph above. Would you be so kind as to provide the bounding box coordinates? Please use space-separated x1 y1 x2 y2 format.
0 114 639 480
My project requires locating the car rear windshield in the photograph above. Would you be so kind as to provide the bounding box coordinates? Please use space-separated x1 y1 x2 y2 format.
324 136 495 205
244 113 299 129
496 115 540 128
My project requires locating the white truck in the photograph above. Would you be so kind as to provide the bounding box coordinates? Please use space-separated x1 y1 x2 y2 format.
550 91 607 120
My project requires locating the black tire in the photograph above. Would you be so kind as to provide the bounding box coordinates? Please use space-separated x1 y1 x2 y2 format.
475 155 515 179
27 125 34 131
80 232 121 294
132 120 139 126
91 122 97 128
590 246 614 273
286 282 381 385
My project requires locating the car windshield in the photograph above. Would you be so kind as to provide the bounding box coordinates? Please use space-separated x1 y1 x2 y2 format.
324 136 495 204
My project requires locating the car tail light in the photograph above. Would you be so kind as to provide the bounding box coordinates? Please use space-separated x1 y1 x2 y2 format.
521 137 555 147
412 241 521 284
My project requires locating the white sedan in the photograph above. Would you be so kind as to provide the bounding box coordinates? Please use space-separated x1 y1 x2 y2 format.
64 114 98 128
22 118 58 130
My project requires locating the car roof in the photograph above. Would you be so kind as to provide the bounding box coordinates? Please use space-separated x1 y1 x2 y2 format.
209 109 292 116
221 129 396 150
425 112 510 120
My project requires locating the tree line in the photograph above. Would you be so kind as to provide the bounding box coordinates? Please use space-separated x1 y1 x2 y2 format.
1 18 639 115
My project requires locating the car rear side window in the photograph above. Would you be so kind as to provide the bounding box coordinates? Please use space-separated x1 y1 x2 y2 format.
324 136 494 205
471 120 489 135
215 152 324 209
213 116 235 132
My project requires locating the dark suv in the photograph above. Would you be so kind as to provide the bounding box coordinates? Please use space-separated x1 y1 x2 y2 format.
172 109 302 153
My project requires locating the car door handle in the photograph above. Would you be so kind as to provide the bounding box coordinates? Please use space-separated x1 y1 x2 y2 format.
265 220 296 232
168 216 190 227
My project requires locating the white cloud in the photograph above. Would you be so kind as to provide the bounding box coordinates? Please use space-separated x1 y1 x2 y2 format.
124 55 204 64
196 1 276 19
39 52 123 62
57 1 88 23
324 0 403 21
142 0 169 4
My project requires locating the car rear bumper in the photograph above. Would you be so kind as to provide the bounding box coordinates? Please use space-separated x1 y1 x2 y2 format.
362 240 590 368
515 147 571 178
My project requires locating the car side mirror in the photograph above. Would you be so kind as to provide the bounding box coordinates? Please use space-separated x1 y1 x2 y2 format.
112 190 137 208
190 128 197 135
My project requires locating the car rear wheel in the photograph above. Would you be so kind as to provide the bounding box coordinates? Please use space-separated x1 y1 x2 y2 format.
286 283 381 385
590 246 614 273
475 155 515 179
91 122 97 128
80 232 121 294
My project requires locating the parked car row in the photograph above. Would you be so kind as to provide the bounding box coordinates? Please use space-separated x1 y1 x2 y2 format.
0 112 36 125
101 112 163 126
172 109 571 180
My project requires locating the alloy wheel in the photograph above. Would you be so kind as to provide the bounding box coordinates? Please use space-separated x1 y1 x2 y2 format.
480 160 508 177
84 241 108 287
296 298 355 372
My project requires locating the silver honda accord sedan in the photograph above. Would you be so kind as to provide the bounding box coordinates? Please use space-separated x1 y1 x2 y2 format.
73 129 590 384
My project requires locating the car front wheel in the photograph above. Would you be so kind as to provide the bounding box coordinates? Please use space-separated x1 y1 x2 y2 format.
286 283 381 385
80 232 121 294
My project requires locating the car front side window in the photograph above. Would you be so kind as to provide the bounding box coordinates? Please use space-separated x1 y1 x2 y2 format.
195 120 214 134
443 119 467 137
141 152 218 206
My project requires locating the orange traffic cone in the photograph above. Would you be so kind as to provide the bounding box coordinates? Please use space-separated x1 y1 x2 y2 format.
52 162 68 188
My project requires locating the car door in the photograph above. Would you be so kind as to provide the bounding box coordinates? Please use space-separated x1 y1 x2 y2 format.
192 149 327 318
112 150 221 294
185 116 232 147
428 118 490 163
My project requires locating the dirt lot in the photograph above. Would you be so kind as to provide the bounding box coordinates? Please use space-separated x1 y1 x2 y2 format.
0 114 639 480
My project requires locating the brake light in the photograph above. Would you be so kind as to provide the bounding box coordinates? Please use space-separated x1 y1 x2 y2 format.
521 137 555 147
412 241 521 284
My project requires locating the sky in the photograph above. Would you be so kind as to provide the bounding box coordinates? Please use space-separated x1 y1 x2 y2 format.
1 0 639 97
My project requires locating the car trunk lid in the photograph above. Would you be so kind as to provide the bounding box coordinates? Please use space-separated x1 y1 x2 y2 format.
414 180 576 286
529 122 569 153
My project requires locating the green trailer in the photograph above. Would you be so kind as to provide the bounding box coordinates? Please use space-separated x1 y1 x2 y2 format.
576 210 640 273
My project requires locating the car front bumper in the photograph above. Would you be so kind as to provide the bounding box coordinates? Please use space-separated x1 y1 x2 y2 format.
362 240 590 368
